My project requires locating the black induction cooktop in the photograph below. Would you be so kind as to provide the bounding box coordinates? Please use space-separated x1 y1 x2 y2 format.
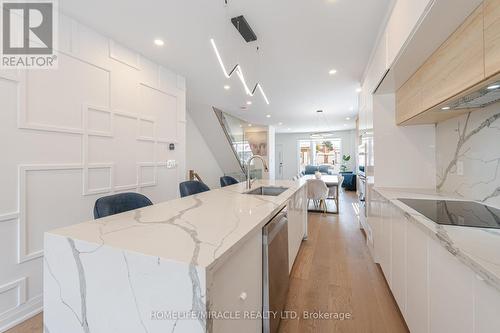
398 199 500 230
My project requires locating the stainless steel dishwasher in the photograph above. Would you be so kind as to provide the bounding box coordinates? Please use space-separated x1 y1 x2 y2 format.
263 207 289 333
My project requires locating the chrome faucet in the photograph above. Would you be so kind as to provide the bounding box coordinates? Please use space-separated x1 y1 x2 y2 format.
246 155 269 190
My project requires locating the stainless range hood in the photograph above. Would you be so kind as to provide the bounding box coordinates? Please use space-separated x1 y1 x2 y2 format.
401 72 500 125
444 81 500 110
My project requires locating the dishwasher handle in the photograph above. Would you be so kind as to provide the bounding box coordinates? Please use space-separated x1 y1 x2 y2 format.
264 211 288 244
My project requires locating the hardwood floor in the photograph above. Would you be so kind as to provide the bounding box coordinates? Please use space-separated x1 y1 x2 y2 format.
279 191 408 333
6 192 407 333
4 313 42 333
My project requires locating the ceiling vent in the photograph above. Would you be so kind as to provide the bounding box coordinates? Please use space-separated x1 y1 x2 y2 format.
231 15 257 42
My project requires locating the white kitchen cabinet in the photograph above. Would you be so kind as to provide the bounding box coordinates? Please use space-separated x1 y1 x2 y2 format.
429 238 475 333
390 207 407 316
385 0 434 66
405 220 429 333
366 187 380 260
379 199 392 285
287 185 307 272
474 275 500 333
373 194 500 333
209 231 263 333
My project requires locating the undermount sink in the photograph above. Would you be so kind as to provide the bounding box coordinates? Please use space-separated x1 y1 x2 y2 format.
244 186 288 196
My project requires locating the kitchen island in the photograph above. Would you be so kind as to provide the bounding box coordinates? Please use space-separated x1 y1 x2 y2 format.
43 179 308 333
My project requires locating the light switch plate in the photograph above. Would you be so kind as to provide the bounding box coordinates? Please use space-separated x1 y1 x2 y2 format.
166 160 177 169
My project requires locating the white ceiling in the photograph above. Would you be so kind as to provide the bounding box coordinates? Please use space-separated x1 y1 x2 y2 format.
60 0 392 133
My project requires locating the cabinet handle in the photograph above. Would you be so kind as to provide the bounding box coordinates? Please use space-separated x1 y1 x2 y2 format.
239 292 247 301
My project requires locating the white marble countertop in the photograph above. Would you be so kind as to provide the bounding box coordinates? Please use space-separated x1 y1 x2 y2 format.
374 187 500 291
47 179 306 270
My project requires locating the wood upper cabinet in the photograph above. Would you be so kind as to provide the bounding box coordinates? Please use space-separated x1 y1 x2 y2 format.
396 3 489 125
420 4 484 111
485 0 500 77
396 67 423 124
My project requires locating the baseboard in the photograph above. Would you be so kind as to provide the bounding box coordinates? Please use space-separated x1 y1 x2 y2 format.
0 295 43 333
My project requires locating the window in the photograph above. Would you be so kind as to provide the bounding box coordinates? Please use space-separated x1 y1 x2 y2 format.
298 138 342 171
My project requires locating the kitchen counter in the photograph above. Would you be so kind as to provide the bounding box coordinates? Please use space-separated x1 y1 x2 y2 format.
43 179 308 333
47 179 304 269
374 187 500 292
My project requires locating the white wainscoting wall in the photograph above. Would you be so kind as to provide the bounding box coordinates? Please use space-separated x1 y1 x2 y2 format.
0 13 186 331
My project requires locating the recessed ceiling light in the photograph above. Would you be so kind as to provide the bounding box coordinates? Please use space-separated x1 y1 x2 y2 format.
224 85 230 90
329 69 337 75
441 106 451 110
248 124 252 127
154 39 164 46
266 114 271 118
246 101 252 105
346 117 351 120
344 124 348 127
278 122 283 126
287 128 291 130
487 84 500 90
356 88 362 93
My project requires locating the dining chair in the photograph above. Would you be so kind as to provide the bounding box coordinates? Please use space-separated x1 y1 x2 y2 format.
220 176 239 187
306 179 329 213
93 192 153 219
179 180 210 197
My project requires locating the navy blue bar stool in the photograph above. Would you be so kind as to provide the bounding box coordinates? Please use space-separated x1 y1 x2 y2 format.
93 192 153 219
220 176 239 187
179 181 210 198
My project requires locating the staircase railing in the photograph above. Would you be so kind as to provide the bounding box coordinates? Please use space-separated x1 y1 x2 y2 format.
212 107 247 179
188 169 204 183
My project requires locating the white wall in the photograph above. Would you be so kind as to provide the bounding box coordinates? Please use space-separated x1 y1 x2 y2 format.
189 105 244 177
275 130 356 180
373 94 436 189
186 113 223 189
0 14 186 331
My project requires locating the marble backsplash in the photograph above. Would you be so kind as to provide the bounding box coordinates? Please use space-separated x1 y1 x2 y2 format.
436 103 500 208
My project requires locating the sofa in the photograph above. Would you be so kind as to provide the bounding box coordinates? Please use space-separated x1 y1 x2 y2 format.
303 165 333 175
340 171 357 191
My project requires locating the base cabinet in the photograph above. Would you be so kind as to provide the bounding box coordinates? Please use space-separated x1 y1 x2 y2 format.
405 221 429 333
390 207 407 317
429 239 474 333
475 276 500 332
209 232 263 333
370 191 500 333
287 185 307 272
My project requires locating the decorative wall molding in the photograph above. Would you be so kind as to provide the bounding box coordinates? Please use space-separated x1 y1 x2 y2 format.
0 295 42 332
0 13 186 330
18 52 110 135
0 277 27 317
109 40 141 70
0 212 19 223
86 105 113 137
18 164 84 263
139 83 179 143
83 163 113 196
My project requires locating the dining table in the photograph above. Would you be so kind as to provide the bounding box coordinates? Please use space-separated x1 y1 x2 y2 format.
302 174 341 214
